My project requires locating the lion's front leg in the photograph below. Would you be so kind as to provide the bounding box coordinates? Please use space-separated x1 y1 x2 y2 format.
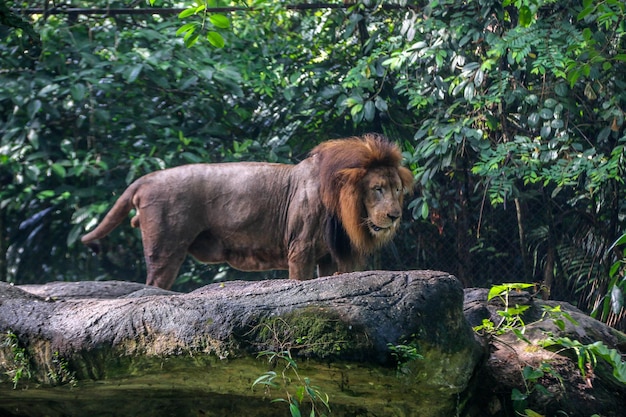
316 254 338 278
287 244 317 280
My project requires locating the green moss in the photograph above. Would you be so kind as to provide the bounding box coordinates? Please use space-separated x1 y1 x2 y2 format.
248 307 372 360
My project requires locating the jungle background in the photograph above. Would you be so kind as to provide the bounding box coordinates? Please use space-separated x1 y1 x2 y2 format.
1 0 625 329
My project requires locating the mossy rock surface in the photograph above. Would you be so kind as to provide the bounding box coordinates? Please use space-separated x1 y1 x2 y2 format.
0 270 483 417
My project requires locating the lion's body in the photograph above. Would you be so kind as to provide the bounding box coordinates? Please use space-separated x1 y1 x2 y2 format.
81 134 413 289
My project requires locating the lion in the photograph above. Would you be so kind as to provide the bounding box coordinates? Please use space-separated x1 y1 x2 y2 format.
81 133 414 289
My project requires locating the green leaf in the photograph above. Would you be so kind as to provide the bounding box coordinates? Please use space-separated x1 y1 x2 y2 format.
206 31 225 48
126 64 143 83
522 365 544 381
539 108 553 119
554 82 569 97
421 200 429 219
51 163 67 178
610 285 623 314
544 98 557 108
37 190 56 199
67 224 84 246
295 385 306 403
519 6 532 27
27 99 42 119
251 371 278 388
608 233 626 251
178 7 197 19
540 125 552 139
511 388 527 401
350 103 363 117
289 402 302 417
363 100 375 122
577 3 595 20
184 31 200 48
176 22 197 36
487 283 535 300
209 14 230 29
374 96 388 112
70 83 86 101
527 113 540 127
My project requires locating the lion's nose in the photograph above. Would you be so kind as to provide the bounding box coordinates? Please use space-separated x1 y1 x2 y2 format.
387 213 400 221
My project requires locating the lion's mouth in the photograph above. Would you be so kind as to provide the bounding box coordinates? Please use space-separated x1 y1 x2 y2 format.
368 222 395 234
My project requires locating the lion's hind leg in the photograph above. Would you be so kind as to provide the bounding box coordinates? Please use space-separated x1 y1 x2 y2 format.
139 225 192 290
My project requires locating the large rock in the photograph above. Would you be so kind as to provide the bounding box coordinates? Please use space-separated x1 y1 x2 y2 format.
0 270 482 417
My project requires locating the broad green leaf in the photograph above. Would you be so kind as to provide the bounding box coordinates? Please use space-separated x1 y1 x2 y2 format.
519 6 532 27
610 285 623 314
67 224 84 246
350 103 363 117
527 113 540 127
37 190 55 199
539 108 553 119
487 283 535 300
27 99 42 119
544 98 557 108
511 388 527 401
421 201 429 219
522 365 544 381
608 233 626 251
577 3 594 20
70 83 86 101
363 100 375 122
178 7 197 19
176 22 197 36
374 96 388 112
126 64 143 83
209 14 230 29
554 82 569 97
184 31 200 48
206 31 225 48
51 163 67 178
463 83 475 101
289 402 302 417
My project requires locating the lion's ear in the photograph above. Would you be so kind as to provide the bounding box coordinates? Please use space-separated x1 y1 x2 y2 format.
398 166 415 195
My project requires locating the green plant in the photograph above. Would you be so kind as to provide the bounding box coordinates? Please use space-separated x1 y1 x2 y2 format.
473 284 560 416
511 363 561 416
2 330 32 388
475 283 626 415
48 351 77 387
541 337 626 385
388 338 424 377
593 232 626 325
473 283 536 340
253 349 331 417
163 0 235 48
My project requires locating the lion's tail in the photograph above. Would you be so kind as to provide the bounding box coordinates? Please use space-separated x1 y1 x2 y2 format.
80 182 140 251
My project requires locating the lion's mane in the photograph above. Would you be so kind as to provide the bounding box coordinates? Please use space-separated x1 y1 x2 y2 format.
312 133 414 266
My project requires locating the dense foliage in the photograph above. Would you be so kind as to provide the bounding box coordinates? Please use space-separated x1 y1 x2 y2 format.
1 0 625 327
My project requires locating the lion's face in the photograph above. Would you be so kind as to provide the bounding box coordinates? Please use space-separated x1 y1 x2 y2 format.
361 167 405 242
